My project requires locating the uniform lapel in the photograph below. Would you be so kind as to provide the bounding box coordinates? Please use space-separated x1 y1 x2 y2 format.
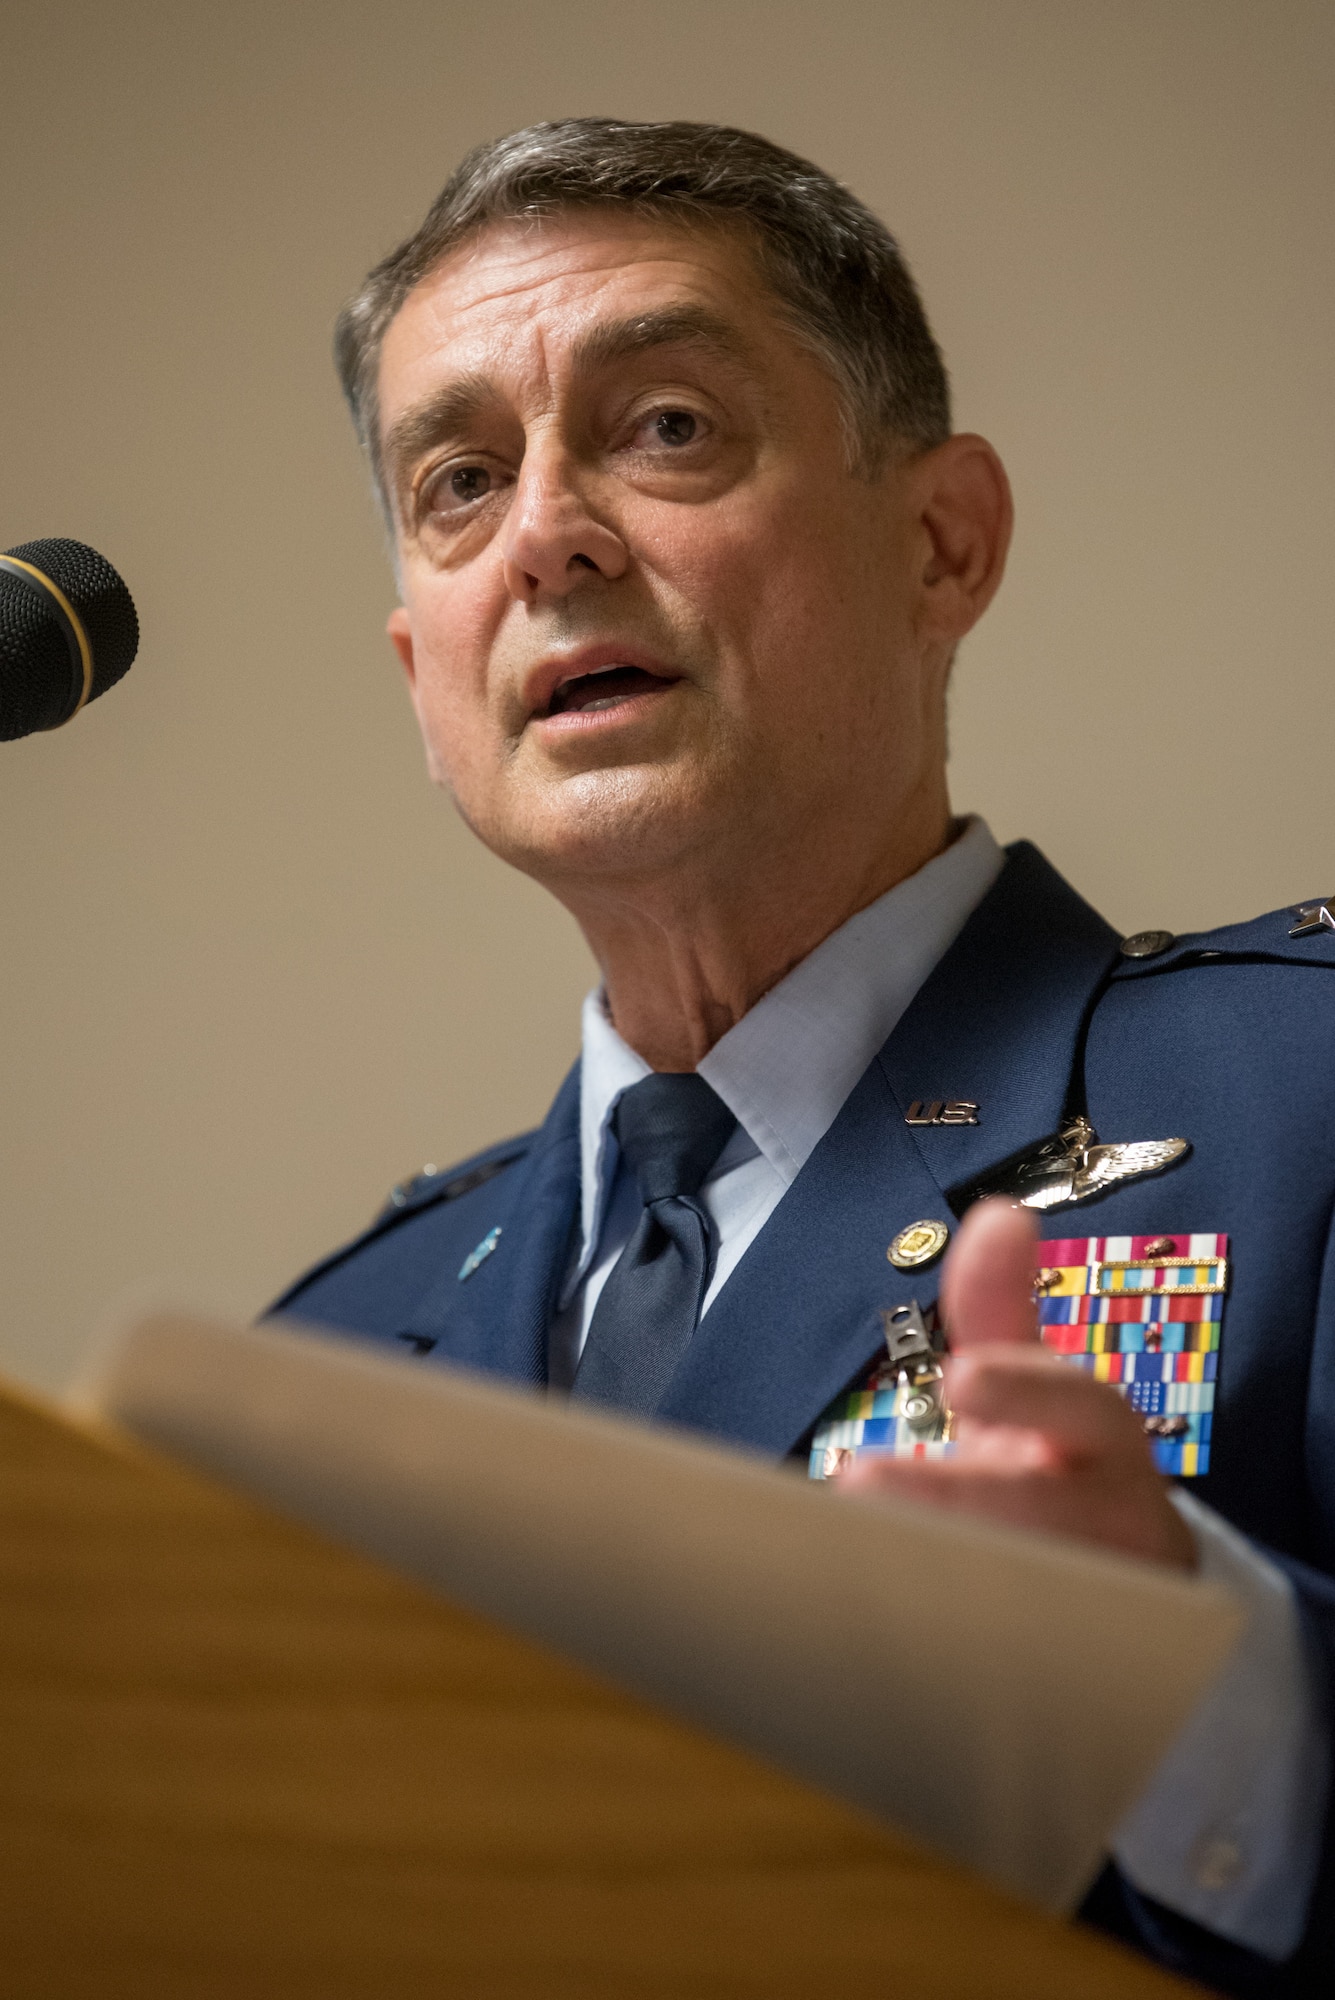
658 843 1121 1455
656 1057 957 1451
879 840 1121 1193
402 1064 581 1386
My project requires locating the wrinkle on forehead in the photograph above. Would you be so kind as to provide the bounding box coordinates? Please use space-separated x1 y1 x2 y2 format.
378 215 770 419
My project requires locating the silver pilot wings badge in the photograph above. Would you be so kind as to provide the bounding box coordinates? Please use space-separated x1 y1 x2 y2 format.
955 1116 1190 1212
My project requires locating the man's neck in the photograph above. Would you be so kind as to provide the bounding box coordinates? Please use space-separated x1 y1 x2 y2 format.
560 798 957 1072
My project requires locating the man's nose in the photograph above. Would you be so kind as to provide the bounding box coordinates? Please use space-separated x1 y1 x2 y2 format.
500 448 628 603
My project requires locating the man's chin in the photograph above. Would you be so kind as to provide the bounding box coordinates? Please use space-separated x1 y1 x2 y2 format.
461 764 724 889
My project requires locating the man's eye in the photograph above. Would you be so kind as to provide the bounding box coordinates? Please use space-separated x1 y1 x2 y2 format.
427 463 494 513
652 409 699 447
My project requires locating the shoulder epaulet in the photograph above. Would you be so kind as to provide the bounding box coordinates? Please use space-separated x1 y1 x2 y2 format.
264 1131 536 1321
1109 896 1335 978
379 1132 534 1220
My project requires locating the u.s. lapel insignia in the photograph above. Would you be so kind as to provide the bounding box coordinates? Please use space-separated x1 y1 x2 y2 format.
905 1099 980 1126
952 1116 1189 1212
808 1300 955 1480
457 1225 502 1281
1037 1232 1228 1476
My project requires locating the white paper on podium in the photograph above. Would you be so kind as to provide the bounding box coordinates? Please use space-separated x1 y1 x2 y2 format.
71 1310 1242 1913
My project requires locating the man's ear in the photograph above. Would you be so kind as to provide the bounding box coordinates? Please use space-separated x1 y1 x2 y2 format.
386 605 417 689
911 434 1014 647
387 605 447 785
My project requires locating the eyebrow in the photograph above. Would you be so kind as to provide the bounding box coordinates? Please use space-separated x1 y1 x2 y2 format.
381 373 494 500
569 304 753 375
380 305 754 501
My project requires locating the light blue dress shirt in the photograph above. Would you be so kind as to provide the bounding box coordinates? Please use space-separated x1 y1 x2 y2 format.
548 815 1327 1957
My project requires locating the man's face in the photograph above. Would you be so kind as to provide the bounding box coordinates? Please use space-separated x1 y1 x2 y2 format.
378 211 946 898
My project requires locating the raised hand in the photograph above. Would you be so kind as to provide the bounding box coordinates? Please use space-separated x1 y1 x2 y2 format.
838 1198 1197 1568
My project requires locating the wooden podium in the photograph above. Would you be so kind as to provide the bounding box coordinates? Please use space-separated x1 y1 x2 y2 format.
0 1384 1203 1998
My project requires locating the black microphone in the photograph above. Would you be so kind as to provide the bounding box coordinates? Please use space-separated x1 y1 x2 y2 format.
0 538 139 741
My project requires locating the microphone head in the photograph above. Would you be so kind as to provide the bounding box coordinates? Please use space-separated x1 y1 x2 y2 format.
0 537 139 741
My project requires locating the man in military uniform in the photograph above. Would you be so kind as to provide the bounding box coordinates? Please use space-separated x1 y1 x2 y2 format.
273 120 1335 1993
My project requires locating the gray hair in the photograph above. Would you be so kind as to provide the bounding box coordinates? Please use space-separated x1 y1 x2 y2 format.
335 117 951 514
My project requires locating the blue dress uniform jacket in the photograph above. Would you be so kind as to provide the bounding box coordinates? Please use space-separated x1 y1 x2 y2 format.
272 843 1335 1996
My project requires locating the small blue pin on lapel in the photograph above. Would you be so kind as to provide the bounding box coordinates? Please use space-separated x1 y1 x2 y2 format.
458 1226 502 1282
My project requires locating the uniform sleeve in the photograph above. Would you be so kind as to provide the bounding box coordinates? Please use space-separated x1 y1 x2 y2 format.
1111 1492 1329 1960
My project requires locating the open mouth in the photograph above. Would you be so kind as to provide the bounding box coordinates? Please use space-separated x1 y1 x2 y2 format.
545 663 677 717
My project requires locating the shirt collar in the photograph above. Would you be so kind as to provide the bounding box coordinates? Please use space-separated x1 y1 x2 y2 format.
574 984 652 1280
569 815 1004 1287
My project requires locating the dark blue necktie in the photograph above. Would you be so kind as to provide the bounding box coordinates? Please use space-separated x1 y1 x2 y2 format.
571 1072 737 1415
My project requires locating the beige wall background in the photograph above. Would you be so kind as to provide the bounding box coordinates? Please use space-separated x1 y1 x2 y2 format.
1 0 1331 1393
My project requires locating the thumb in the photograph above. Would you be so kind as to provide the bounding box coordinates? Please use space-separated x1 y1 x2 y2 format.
940 1197 1040 1349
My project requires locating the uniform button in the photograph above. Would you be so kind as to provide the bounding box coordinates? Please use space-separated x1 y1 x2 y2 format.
388 1163 440 1207
1120 929 1176 958
1192 1835 1244 1891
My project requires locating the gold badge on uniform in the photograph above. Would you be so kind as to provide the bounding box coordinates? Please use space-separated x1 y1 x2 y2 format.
887 1218 951 1268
